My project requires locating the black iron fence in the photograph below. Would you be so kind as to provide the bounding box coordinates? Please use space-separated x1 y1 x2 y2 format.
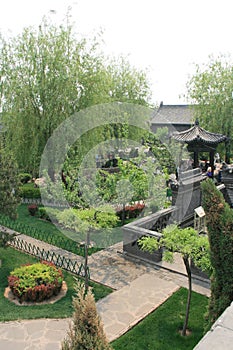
0 214 94 256
11 236 89 277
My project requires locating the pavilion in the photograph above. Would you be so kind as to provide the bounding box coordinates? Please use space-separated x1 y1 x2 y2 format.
172 120 227 175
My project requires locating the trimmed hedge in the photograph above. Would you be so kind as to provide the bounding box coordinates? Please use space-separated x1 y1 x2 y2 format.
19 185 41 199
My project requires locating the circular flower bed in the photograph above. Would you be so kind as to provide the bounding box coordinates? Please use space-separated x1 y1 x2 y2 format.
8 261 63 303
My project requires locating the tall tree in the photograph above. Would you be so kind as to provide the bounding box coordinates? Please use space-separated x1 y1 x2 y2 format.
201 179 233 329
106 56 152 106
138 225 210 336
0 18 152 176
0 136 20 219
186 55 233 162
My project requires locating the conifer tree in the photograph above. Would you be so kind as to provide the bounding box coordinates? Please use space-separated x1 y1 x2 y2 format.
61 280 112 350
201 179 233 328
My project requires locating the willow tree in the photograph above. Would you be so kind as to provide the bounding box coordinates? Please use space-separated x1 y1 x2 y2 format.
186 55 233 162
0 137 20 219
0 18 151 176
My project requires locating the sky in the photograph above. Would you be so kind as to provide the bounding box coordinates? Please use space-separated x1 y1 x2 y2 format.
0 0 233 105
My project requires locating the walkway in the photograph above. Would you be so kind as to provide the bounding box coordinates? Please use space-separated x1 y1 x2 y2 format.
0 232 210 349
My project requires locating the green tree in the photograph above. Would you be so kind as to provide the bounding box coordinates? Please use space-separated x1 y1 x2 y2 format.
0 18 152 176
186 55 233 162
138 225 211 336
95 154 168 221
61 280 112 350
96 158 150 222
0 230 16 249
0 137 20 219
54 205 119 290
106 56 152 106
201 179 233 329
144 127 189 175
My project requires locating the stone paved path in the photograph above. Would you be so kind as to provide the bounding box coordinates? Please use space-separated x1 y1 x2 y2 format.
0 229 210 349
96 273 179 341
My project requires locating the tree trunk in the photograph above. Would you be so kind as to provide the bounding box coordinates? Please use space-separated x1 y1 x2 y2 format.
182 256 192 336
225 137 231 164
84 231 90 293
122 203 126 225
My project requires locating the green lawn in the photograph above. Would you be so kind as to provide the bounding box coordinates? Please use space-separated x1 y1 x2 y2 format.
15 204 122 254
0 247 112 321
0 205 98 256
111 288 208 350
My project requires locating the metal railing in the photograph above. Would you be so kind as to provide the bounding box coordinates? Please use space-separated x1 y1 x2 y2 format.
11 236 89 277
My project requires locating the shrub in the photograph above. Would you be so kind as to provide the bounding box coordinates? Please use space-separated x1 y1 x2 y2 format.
57 209 83 232
0 231 16 248
19 173 32 184
44 207 60 223
76 207 119 228
8 261 63 303
55 207 119 232
19 184 41 199
38 207 51 221
116 203 145 220
28 204 38 216
61 280 112 350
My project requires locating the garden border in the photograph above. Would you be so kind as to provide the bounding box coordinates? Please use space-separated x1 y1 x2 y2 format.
10 236 89 278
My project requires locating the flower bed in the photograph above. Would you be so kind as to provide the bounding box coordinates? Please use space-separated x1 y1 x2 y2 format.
116 203 145 220
8 261 63 303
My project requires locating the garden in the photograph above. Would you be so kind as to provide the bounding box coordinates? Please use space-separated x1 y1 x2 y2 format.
0 247 112 322
0 20 232 347
0 143 218 349
0 172 211 349
1 141 233 349
0 247 208 349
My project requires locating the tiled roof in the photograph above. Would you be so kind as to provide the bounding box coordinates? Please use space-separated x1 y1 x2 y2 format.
151 104 194 125
173 121 227 144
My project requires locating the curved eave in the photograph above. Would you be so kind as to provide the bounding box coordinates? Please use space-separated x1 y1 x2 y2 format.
172 125 227 145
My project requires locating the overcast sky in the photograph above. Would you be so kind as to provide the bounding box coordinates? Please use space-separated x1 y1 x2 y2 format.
1 0 233 105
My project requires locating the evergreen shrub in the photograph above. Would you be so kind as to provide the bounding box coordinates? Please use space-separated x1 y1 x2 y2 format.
8 261 63 303
62 280 112 350
18 173 32 184
19 185 41 199
201 179 233 328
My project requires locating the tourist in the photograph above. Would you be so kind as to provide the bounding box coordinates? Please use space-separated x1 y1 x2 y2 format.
206 167 212 178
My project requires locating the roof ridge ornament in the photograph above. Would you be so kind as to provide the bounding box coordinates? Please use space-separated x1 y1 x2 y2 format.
195 119 199 126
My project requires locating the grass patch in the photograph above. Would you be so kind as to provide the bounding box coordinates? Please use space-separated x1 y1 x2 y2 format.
0 247 112 321
111 288 208 350
15 204 123 254
0 205 99 256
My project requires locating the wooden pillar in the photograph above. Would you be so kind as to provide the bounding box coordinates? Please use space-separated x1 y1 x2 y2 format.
193 151 199 168
209 150 215 177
